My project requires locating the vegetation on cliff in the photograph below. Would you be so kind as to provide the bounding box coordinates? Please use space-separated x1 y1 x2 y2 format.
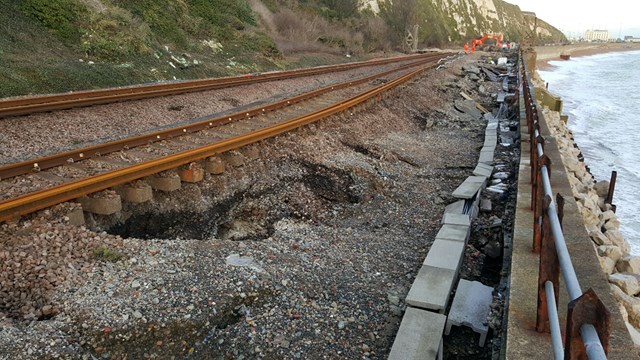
0 0 566 98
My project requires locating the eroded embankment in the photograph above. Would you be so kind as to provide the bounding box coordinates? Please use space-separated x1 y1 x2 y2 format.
0 54 498 359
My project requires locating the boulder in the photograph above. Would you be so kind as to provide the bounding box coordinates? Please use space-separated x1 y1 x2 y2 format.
606 230 630 253
610 284 640 328
590 230 611 246
594 180 610 198
580 208 600 227
609 273 640 296
599 256 616 275
625 323 640 346
604 217 621 231
597 245 624 262
617 256 640 274
600 210 617 222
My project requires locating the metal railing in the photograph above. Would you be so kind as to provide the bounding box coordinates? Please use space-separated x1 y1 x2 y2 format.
519 51 610 359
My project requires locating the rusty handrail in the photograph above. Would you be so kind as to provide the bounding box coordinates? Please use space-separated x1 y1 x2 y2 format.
0 59 442 222
519 50 609 359
0 53 437 118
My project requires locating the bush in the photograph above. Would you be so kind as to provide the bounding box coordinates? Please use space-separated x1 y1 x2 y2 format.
80 7 152 60
21 0 87 43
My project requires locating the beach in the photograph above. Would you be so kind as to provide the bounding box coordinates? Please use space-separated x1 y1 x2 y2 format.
535 42 640 69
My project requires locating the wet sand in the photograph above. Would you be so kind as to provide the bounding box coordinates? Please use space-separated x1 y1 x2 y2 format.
535 43 640 69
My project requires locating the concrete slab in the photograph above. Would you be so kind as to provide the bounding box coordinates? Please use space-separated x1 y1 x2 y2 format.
452 176 486 199
405 265 457 312
445 279 494 346
484 140 497 148
473 163 494 178
444 200 466 215
423 239 465 271
442 213 471 227
388 307 446 360
435 224 470 243
454 100 483 120
478 150 494 164
480 198 492 212
484 113 495 122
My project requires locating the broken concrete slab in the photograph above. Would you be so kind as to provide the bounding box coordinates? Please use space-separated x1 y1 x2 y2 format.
436 223 470 243
423 239 465 271
405 265 457 313
442 213 471 227
480 198 492 212
473 163 494 178
462 65 481 75
388 307 446 360
445 279 494 346
452 176 487 199
444 200 466 215
454 100 482 120
484 112 495 122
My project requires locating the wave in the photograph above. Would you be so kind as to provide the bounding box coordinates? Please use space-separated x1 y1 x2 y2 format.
541 50 640 254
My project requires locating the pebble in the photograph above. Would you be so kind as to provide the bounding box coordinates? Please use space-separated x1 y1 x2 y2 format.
387 294 400 305
132 311 143 319
338 321 345 330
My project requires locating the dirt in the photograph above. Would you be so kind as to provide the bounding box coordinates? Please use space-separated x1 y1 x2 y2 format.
0 51 521 359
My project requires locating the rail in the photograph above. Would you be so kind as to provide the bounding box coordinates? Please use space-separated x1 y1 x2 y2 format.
0 53 436 118
0 56 447 223
0 54 447 180
519 51 610 359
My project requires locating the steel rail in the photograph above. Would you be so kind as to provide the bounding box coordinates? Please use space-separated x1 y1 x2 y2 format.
521 55 607 360
0 60 440 222
0 53 437 118
0 54 449 181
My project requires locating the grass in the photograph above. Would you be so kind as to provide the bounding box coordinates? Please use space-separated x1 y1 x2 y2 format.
93 246 124 262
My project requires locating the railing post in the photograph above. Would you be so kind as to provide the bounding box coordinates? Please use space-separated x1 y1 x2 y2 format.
536 195 560 332
565 288 611 359
605 170 617 211
533 154 550 253
556 193 565 229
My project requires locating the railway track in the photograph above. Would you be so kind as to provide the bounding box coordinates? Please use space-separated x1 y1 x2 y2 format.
0 52 455 223
0 53 436 118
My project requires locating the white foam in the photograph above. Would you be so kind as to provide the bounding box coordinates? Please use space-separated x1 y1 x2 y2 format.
540 50 640 254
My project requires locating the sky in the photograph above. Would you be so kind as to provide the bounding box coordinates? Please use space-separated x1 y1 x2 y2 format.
505 0 640 38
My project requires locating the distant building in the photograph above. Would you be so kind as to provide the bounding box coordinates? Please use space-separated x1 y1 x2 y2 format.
585 29 609 42
624 36 640 43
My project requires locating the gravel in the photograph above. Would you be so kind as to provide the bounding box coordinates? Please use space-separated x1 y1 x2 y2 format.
0 59 422 165
0 53 505 359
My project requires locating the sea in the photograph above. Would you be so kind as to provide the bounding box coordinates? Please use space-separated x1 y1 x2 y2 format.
539 50 640 255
